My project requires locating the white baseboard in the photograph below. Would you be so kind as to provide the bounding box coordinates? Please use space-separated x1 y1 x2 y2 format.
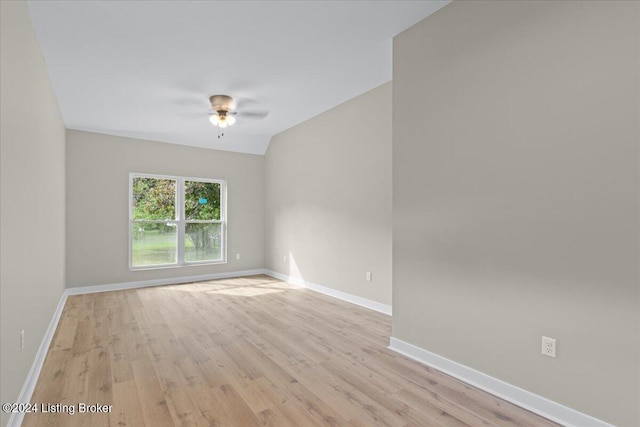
264 269 392 315
388 337 614 427
7 291 69 427
66 269 267 295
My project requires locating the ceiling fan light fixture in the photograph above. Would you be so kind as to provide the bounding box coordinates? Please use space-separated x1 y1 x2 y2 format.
209 109 235 129
209 114 221 125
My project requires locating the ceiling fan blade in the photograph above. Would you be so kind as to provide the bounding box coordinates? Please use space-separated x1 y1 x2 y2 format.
234 97 269 121
176 112 207 119
236 110 269 120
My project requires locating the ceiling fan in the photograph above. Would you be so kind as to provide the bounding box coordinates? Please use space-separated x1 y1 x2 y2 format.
207 95 269 139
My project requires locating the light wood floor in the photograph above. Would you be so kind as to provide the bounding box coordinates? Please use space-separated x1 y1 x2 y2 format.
23 275 559 427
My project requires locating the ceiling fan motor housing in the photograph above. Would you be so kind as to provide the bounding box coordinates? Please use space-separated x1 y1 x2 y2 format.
209 95 234 112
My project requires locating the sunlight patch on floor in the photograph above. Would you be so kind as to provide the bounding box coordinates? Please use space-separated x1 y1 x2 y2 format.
164 275 300 296
206 286 284 297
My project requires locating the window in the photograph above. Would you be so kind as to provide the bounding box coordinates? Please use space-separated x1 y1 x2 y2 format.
129 174 226 268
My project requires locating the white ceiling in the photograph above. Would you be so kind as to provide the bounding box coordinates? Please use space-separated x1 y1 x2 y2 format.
27 0 449 155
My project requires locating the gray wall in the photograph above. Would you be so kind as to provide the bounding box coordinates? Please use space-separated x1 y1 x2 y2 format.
392 1 639 426
265 82 392 305
66 130 265 287
0 1 67 424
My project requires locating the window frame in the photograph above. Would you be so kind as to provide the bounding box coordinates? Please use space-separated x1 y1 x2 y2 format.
128 173 227 270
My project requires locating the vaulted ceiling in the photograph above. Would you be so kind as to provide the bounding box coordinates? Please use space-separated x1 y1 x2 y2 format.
27 0 449 155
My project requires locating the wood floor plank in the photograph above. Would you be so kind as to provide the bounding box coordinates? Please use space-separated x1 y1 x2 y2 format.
85 348 113 427
210 383 263 427
109 380 145 427
251 377 341 427
23 275 560 427
130 357 175 427
320 358 471 427
233 378 277 415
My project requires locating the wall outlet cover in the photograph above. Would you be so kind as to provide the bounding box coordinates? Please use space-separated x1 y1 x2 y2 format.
541 336 556 358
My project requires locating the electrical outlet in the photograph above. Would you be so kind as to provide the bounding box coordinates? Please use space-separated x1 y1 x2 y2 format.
235 253 240 260
366 272 372 281
20 330 24 351
541 336 556 358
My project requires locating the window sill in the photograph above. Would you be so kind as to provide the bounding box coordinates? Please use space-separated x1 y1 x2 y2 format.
129 260 227 271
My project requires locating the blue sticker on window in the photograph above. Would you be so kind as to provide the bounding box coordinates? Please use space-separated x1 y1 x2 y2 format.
199 198 208 204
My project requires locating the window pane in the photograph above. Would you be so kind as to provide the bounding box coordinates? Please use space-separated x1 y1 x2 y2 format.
185 223 222 262
132 222 177 266
132 177 176 220
185 181 221 220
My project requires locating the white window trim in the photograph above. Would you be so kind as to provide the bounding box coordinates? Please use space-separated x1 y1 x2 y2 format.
129 173 227 270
